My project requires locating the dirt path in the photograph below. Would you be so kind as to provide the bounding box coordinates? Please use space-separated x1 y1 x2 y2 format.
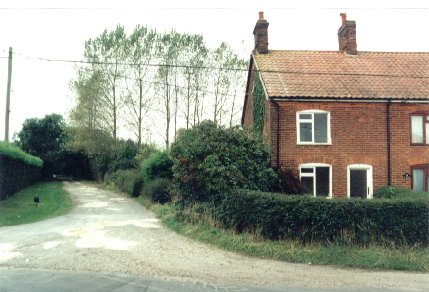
0 182 428 290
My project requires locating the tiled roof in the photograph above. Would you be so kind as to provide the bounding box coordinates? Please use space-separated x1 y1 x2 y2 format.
254 50 429 100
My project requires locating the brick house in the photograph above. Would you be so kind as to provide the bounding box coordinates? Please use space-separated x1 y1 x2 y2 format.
242 12 429 198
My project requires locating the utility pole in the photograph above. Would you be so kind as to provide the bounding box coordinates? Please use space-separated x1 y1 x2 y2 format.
4 47 12 142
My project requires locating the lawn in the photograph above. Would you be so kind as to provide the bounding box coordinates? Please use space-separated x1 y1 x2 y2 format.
0 182 73 226
147 201 429 272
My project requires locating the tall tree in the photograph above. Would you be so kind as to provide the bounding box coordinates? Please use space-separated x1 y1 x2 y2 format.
124 25 157 148
155 30 182 149
84 25 127 140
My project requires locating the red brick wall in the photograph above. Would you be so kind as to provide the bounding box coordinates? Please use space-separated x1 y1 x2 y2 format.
390 103 429 187
267 101 429 197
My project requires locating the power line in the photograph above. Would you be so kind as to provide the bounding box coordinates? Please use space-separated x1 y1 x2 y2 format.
0 7 427 10
8 50 429 79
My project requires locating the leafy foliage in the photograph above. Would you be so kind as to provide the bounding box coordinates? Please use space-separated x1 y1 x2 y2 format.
374 186 428 199
16 114 67 177
140 151 173 183
0 141 43 167
214 190 429 246
108 139 139 172
104 169 142 197
170 120 278 202
252 72 265 136
141 178 173 204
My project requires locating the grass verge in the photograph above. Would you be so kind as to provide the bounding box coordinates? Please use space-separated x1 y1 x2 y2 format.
0 182 73 226
145 201 429 272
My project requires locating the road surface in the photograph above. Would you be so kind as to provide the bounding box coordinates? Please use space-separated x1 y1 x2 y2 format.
0 182 428 291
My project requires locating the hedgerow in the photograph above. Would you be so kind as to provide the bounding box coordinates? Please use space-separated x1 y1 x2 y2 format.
104 169 142 197
213 190 429 246
0 141 43 167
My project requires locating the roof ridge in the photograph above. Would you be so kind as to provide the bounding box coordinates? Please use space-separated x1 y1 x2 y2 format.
265 50 429 55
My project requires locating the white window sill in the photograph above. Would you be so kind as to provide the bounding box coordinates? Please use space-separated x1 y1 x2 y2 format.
297 142 332 146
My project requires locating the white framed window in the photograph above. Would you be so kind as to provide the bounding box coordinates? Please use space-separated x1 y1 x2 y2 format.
412 164 429 192
296 110 331 145
411 113 429 145
347 164 373 199
299 163 332 197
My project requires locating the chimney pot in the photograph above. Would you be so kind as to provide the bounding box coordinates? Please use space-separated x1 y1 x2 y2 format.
340 13 347 25
338 13 357 55
253 12 269 54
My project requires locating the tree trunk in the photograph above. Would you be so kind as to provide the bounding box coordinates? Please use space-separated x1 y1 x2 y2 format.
138 78 143 148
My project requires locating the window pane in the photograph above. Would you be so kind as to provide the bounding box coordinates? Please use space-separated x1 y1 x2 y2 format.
299 114 312 119
300 122 312 142
411 116 423 143
350 169 367 199
314 113 328 143
426 123 429 144
301 177 314 196
413 169 424 192
316 167 330 197
301 168 314 173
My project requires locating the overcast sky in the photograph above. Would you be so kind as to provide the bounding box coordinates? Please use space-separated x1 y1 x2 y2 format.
1 0 428 142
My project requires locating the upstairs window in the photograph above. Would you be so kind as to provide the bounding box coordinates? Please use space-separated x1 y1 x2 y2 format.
411 113 429 145
297 110 331 145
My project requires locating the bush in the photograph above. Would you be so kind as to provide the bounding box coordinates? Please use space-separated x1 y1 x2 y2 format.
104 169 142 197
213 190 429 246
170 120 278 202
141 178 172 204
140 151 173 183
108 139 139 172
374 186 428 200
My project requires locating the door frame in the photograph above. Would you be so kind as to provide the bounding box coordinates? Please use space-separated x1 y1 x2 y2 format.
347 164 373 199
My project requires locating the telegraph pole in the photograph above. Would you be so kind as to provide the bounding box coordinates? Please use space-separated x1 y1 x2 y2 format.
4 47 12 142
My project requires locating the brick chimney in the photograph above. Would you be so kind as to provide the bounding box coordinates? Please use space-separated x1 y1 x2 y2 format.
338 13 357 55
253 11 269 54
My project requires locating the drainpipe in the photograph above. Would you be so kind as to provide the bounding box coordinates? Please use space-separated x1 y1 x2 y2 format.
271 100 280 171
386 99 392 186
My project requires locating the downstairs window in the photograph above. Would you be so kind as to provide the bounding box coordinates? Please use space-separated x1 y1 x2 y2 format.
299 164 332 197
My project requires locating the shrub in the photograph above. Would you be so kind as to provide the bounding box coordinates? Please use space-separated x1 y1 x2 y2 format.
140 151 173 183
108 139 139 172
104 169 142 197
213 190 429 246
141 178 172 204
374 186 428 200
170 120 278 202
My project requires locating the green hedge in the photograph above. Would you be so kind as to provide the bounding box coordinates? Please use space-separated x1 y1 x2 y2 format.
141 178 172 204
214 190 429 246
140 151 173 183
0 141 43 167
0 155 42 201
104 169 142 197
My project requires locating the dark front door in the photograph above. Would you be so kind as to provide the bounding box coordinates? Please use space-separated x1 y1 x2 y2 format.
350 169 367 199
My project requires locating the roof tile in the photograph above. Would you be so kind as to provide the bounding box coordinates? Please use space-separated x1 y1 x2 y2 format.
254 51 429 100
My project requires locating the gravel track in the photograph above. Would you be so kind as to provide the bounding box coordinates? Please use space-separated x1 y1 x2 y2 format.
0 182 428 290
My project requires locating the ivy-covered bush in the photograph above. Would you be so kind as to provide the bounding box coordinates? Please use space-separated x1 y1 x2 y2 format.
140 151 173 183
170 120 278 202
252 72 265 136
214 190 429 246
141 178 172 204
104 169 142 197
